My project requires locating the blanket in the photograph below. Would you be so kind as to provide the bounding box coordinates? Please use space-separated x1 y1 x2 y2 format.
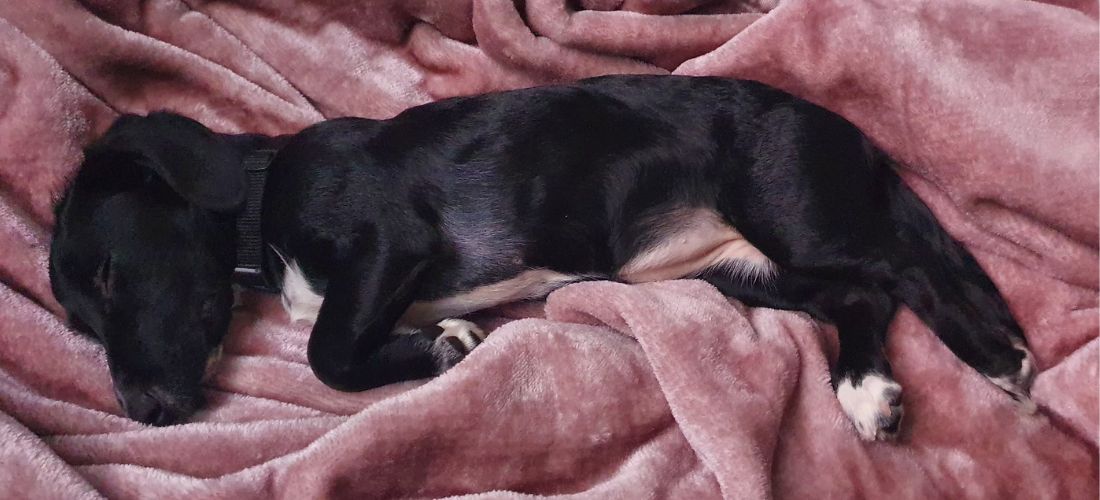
0 0 1096 498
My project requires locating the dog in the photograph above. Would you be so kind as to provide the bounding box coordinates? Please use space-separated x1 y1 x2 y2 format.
49 75 1035 438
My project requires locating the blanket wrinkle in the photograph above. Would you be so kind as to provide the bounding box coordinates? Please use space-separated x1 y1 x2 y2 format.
472 0 669 80
544 281 798 499
172 0 328 119
0 413 103 499
0 0 1096 498
523 0 762 70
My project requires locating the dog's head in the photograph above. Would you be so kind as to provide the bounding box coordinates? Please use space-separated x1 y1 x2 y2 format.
49 112 246 425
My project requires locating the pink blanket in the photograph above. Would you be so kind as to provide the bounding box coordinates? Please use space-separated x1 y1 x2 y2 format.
0 0 1097 498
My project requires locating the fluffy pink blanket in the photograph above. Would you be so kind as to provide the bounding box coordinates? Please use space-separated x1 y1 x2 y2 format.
0 0 1096 498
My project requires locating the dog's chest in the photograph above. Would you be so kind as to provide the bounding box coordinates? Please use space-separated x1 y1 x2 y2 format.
280 260 324 323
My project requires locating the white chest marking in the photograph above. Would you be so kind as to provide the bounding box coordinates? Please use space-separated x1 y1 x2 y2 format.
280 259 324 324
617 208 775 283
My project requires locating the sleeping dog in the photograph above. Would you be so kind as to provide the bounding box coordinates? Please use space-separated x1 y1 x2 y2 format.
49 75 1035 439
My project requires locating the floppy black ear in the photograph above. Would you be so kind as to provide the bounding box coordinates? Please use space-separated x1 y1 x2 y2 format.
95 112 245 212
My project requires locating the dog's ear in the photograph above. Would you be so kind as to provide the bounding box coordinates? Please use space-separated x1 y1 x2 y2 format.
94 112 245 212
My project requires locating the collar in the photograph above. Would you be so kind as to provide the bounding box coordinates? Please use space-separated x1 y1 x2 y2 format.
233 148 278 292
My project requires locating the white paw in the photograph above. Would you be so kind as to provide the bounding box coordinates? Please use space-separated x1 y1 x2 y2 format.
434 319 486 354
836 373 904 441
987 342 1038 415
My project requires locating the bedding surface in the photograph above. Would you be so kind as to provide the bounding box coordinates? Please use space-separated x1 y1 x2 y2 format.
0 0 1097 498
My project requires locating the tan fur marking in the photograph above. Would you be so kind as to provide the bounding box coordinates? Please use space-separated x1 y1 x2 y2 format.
617 208 774 283
400 269 577 326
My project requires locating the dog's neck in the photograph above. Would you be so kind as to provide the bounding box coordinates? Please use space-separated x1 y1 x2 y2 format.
222 133 289 292
232 147 278 291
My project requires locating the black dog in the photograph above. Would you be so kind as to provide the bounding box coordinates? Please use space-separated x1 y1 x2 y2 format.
49 75 1034 438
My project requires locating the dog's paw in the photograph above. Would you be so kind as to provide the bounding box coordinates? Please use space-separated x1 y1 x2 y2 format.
986 342 1038 414
425 319 486 374
836 373 904 441
436 319 486 352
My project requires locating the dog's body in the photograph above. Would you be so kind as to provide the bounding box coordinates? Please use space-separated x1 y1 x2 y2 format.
50 75 1034 438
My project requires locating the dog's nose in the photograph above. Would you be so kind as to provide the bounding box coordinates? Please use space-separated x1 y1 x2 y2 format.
114 386 186 426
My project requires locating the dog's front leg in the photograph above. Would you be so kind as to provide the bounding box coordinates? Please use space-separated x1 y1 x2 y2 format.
306 227 461 391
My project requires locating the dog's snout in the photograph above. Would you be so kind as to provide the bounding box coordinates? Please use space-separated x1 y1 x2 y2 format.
114 385 193 426
121 390 164 424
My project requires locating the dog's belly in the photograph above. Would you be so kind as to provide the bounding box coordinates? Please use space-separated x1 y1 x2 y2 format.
616 208 775 283
279 265 578 327
399 269 578 326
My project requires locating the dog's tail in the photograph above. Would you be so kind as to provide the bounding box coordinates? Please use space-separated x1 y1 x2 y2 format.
878 156 1035 401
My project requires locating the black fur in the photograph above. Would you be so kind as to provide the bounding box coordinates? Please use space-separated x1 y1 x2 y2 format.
49 75 1030 429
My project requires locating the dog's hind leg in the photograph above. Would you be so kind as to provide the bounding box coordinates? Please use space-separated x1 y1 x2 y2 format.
702 268 904 440
697 115 910 439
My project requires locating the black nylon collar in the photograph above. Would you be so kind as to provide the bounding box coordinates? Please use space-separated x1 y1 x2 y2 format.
233 148 277 291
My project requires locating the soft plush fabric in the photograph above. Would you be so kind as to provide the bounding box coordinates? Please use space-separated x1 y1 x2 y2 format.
0 0 1096 498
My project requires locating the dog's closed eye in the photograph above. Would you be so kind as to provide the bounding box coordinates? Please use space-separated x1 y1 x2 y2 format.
94 254 113 299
